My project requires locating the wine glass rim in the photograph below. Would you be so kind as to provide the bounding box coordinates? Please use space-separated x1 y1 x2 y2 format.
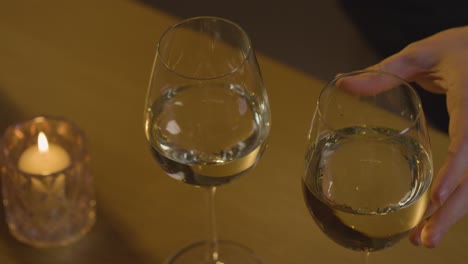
316 69 424 139
156 16 253 80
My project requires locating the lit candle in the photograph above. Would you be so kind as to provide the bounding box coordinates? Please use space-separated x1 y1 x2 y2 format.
18 132 71 193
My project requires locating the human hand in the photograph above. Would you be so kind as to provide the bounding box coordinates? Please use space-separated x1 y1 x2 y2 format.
348 26 468 248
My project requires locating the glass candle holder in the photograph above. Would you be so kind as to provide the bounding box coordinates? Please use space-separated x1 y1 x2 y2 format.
0 116 96 247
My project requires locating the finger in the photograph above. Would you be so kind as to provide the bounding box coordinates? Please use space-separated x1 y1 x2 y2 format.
409 202 438 246
368 52 425 82
431 143 468 205
421 172 468 248
337 52 425 96
409 220 426 246
423 201 439 219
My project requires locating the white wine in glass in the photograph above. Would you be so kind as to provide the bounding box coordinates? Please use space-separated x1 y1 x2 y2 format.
303 70 433 256
144 17 270 264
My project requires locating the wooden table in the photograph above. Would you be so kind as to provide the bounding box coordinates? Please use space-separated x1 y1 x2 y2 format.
0 1 465 263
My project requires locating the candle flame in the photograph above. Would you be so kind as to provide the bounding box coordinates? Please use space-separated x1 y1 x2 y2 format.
38 132 49 153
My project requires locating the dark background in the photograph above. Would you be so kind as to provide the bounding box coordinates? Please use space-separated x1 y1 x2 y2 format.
139 0 468 132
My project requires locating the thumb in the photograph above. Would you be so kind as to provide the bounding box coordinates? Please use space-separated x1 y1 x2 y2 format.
337 51 424 96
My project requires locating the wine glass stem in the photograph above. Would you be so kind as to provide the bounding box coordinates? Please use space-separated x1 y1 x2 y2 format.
207 186 219 262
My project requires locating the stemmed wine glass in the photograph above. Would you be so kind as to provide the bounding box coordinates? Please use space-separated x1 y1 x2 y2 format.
303 70 433 261
144 17 270 264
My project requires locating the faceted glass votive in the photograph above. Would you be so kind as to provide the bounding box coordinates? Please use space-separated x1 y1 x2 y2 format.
0 116 96 247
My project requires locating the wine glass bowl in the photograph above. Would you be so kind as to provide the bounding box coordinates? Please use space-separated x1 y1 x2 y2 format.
145 17 270 188
144 16 270 263
303 70 433 252
146 81 269 187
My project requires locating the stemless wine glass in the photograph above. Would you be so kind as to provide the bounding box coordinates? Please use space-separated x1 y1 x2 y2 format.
144 17 270 264
303 70 433 260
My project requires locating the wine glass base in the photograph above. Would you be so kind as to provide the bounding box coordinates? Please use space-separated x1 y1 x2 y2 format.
165 240 262 264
